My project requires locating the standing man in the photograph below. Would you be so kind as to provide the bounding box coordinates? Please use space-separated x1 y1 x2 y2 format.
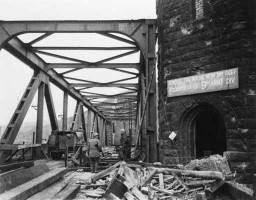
88 132 102 173
120 129 131 161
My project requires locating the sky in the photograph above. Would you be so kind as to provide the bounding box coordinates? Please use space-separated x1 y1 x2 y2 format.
0 0 157 127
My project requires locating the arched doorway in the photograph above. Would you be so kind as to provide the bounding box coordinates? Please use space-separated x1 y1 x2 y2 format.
179 103 226 160
193 107 226 158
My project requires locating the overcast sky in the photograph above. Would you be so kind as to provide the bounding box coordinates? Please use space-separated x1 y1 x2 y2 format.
0 0 157 127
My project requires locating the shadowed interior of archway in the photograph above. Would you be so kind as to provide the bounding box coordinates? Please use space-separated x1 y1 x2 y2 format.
193 107 226 158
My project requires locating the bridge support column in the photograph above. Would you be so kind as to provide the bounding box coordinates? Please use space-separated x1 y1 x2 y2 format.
63 91 68 130
35 82 45 158
146 23 157 163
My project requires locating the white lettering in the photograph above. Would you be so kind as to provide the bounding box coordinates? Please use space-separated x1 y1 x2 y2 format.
226 77 235 84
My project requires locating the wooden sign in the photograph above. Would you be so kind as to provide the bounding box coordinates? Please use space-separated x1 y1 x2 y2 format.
167 68 239 97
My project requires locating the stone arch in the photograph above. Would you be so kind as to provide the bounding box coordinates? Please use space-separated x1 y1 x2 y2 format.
177 95 237 162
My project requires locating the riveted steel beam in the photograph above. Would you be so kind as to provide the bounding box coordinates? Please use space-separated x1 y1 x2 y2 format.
107 117 136 121
32 46 137 51
3 38 108 121
70 83 137 88
101 111 136 115
93 101 136 106
0 20 157 57
47 63 140 70
44 83 59 131
29 33 53 45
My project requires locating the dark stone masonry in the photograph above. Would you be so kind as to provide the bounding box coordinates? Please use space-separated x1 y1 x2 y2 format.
156 0 256 185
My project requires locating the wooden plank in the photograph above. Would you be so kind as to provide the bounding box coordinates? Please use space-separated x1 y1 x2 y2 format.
67 166 109 172
0 160 34 173
138 169 158 187
186 180 215 187
159 173 164 189
171 172 189 191
156 168 224 180
91 161 122 182
122 165 140 187
52 184 80 200
0 167 67 200
28 172 76 200
150 185 174 195
123 181 147 200
0 163 50 193
124 191 137 200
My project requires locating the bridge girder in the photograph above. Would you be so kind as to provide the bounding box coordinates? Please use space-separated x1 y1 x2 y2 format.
0 19 157 163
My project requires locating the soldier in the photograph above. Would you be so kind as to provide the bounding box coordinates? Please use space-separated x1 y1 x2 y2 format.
120 129 131 161
88 132 102 173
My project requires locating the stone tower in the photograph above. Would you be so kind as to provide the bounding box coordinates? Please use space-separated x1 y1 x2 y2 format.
157 0 256 185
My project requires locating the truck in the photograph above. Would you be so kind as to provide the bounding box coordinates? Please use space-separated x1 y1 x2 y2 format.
47 130 79 159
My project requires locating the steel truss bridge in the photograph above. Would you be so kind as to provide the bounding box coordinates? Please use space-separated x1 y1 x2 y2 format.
0 20 157 163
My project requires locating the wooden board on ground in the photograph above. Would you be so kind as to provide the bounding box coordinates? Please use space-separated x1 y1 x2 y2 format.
0 163 49 193
0 167 67 200
28 172 76 200
52 184 80 200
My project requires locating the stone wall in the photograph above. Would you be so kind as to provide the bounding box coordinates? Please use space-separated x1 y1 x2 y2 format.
157 0 256 185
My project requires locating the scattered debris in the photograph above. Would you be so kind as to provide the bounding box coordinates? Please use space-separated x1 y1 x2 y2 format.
74 155 254 200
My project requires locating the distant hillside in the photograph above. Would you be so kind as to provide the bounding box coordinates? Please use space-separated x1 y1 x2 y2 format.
0 110 135 145
0 117 72 144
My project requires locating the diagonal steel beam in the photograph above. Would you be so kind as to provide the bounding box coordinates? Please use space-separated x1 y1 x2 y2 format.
98 32 137 46
34 49 91 64
28 33 53 45
3 38 108 121
105 76 138 84
44 83 59 131
64 76 100 84
93 49 139 65
0 72 41 145
109 68 138 76
47 49 139 76
119 87 138 92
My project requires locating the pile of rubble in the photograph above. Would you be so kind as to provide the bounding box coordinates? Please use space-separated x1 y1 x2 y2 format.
74 155 254 199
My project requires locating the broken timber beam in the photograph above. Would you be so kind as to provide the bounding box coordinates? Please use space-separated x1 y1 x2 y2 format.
156 168 224 180
138 168 158 187
123 180 147 200
150 185 174 196
91 161 122 182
